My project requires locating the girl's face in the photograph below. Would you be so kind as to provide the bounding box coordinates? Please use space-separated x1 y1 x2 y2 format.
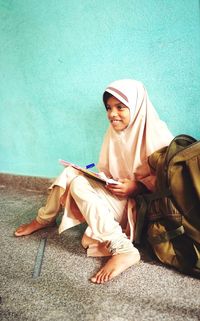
106 96 130 131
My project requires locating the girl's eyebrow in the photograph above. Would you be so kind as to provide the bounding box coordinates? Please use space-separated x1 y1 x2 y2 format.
106 103 125 108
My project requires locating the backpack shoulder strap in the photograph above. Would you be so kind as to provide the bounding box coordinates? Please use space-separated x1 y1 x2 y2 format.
153 134 197 192
148 146 168 194
165 134 197 165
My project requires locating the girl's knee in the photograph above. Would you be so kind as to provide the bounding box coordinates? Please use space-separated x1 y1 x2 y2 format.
69 175 88 196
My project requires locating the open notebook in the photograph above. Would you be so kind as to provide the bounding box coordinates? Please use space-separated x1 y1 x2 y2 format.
59 159 119 185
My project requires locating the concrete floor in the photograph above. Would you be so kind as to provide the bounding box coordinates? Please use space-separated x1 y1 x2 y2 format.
0 174 200 321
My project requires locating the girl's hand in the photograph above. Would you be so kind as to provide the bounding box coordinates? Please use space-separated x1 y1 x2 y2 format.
106 178 140 197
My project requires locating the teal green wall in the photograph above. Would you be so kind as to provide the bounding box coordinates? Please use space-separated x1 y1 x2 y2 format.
0 0 200 177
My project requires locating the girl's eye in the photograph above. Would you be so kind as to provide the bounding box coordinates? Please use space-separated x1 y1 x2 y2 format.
117 105 124 110
106 106 111 111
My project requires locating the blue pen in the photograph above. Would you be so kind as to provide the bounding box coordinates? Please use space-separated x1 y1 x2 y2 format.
86 163 95 169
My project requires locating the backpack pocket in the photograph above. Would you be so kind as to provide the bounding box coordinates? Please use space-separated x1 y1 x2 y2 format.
148 220 200 276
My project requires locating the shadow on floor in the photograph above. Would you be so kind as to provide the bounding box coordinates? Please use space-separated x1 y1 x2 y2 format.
0 184 200 321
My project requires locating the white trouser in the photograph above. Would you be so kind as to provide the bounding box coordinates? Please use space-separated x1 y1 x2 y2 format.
69 175 139 255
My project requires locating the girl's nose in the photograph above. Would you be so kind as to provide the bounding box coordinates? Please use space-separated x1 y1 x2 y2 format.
110 108 118 117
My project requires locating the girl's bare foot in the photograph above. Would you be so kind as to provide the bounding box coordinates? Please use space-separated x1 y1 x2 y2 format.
81 233 100 249
14 219 55 237
87 243 112 257
90 251 140 284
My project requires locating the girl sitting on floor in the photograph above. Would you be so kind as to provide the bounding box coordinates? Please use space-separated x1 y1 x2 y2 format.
15 79 173 284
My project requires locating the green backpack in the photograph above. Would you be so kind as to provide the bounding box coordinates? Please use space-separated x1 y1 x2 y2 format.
135 134 200 277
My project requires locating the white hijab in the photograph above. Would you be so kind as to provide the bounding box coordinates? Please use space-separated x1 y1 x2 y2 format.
97 79 174 180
